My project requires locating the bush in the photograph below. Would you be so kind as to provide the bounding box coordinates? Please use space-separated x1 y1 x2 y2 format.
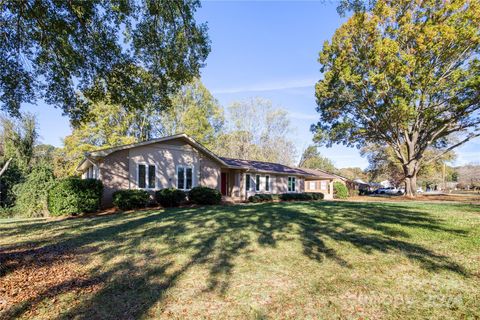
155 188 186 207
13 165 56 217
248 194 279 203
279 192 324 201
47 178 103 216
188 186 222 205
333 182 349 199
112 189 150 210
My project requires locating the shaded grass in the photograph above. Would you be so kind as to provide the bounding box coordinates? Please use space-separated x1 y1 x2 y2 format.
0 201 479 319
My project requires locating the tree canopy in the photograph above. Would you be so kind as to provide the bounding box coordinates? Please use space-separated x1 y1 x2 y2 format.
298 145 336 173
214 98 297 166
0 0 210 124
312 0 480 196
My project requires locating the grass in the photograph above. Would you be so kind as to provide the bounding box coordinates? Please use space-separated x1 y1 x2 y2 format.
0 201 479 319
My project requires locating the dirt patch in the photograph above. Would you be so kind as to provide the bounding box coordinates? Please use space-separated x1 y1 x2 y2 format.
0 245 102 319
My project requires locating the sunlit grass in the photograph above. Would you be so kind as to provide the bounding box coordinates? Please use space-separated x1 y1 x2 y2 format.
1 201 479 319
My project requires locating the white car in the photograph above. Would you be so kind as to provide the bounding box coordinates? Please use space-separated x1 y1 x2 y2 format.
375 187 403 195
416 187 424 193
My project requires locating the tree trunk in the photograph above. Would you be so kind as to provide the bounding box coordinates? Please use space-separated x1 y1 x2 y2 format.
403 161 419 198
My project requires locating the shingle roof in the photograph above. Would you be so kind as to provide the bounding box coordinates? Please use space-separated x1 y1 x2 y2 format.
219 157 310 176
299 168 338 179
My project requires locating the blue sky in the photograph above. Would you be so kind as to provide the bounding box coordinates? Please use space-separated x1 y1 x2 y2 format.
23 1 479 168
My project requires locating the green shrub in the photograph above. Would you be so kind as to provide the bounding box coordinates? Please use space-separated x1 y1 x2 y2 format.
112 189 150 210
279 192 324 201
47 178 103 216
13 165 56 217
188 186 222 205
248 194 280 203
155 188 186 207
333 182 349 199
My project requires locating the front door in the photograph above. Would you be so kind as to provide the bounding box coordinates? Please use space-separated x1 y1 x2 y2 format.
221 172 228 196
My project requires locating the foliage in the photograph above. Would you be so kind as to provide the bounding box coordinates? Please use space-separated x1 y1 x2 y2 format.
333 182 349 199
0 0 210 123
298 145 336 172
313 0 480 196
112 190 150 211
336 167 367 181
0 161 23 207
155 188 187 208
279 193 324 201
214 98 296 165
13 165 56 217
56 80 222 177
47 178 103 216
188 186 222 205
0 114 38 173
248 194 279 203
160 79 224 149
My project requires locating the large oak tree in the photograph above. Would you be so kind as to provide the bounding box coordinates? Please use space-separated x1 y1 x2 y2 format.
0 0 210 124
312 0 480 196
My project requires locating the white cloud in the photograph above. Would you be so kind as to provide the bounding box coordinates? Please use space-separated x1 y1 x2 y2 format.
211 77 317 94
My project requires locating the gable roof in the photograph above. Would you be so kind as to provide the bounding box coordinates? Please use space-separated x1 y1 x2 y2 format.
77 133 229 171
220 157 310 176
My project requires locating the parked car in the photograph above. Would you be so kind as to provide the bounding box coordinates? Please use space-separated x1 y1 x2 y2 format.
374 187 403 195
416 187 424 193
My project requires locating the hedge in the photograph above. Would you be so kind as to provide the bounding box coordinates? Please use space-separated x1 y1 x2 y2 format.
333 182 349 199
47 178 103 216
280 192 324 201
188 186 222 205
249 192 324 203
155 188 186 207
112 189 150 210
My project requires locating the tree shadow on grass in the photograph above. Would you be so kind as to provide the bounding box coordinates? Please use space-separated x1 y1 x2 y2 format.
0 201 473 319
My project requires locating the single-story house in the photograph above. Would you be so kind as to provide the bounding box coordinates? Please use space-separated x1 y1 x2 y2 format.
77 133 338 207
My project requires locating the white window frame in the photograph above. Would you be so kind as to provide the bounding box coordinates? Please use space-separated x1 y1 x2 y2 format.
288 176 296 192
177 165 194 191
255 174 260 192
137 163 156 190
309 181 316 190
321 180 328 190
265 175 271 192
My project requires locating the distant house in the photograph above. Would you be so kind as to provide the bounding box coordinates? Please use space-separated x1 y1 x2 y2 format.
77 133 338 207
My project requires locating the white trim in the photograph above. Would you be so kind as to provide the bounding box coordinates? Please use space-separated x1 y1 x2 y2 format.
176 165 194 191
137 163 157 190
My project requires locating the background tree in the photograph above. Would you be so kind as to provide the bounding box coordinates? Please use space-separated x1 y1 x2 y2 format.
56 80 224 176
215 98 297 165
298 145 336 172
336 167 368 181
362 143 456 188
159 79 224 149
312 0 480 196
0 113 39 206
0 0 210 123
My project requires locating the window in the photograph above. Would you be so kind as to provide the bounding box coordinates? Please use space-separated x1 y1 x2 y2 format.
309 181 315 190
288 176 296 192
255 175 260 191
321 181 328 190
265 175 270 191
148 165 155 189
246 174 251 191
177 166 194 190
86 165 98 179
186 167 193 190
138 164 155 189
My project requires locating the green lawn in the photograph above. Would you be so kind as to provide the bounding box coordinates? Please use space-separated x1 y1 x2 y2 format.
1 201 479 319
